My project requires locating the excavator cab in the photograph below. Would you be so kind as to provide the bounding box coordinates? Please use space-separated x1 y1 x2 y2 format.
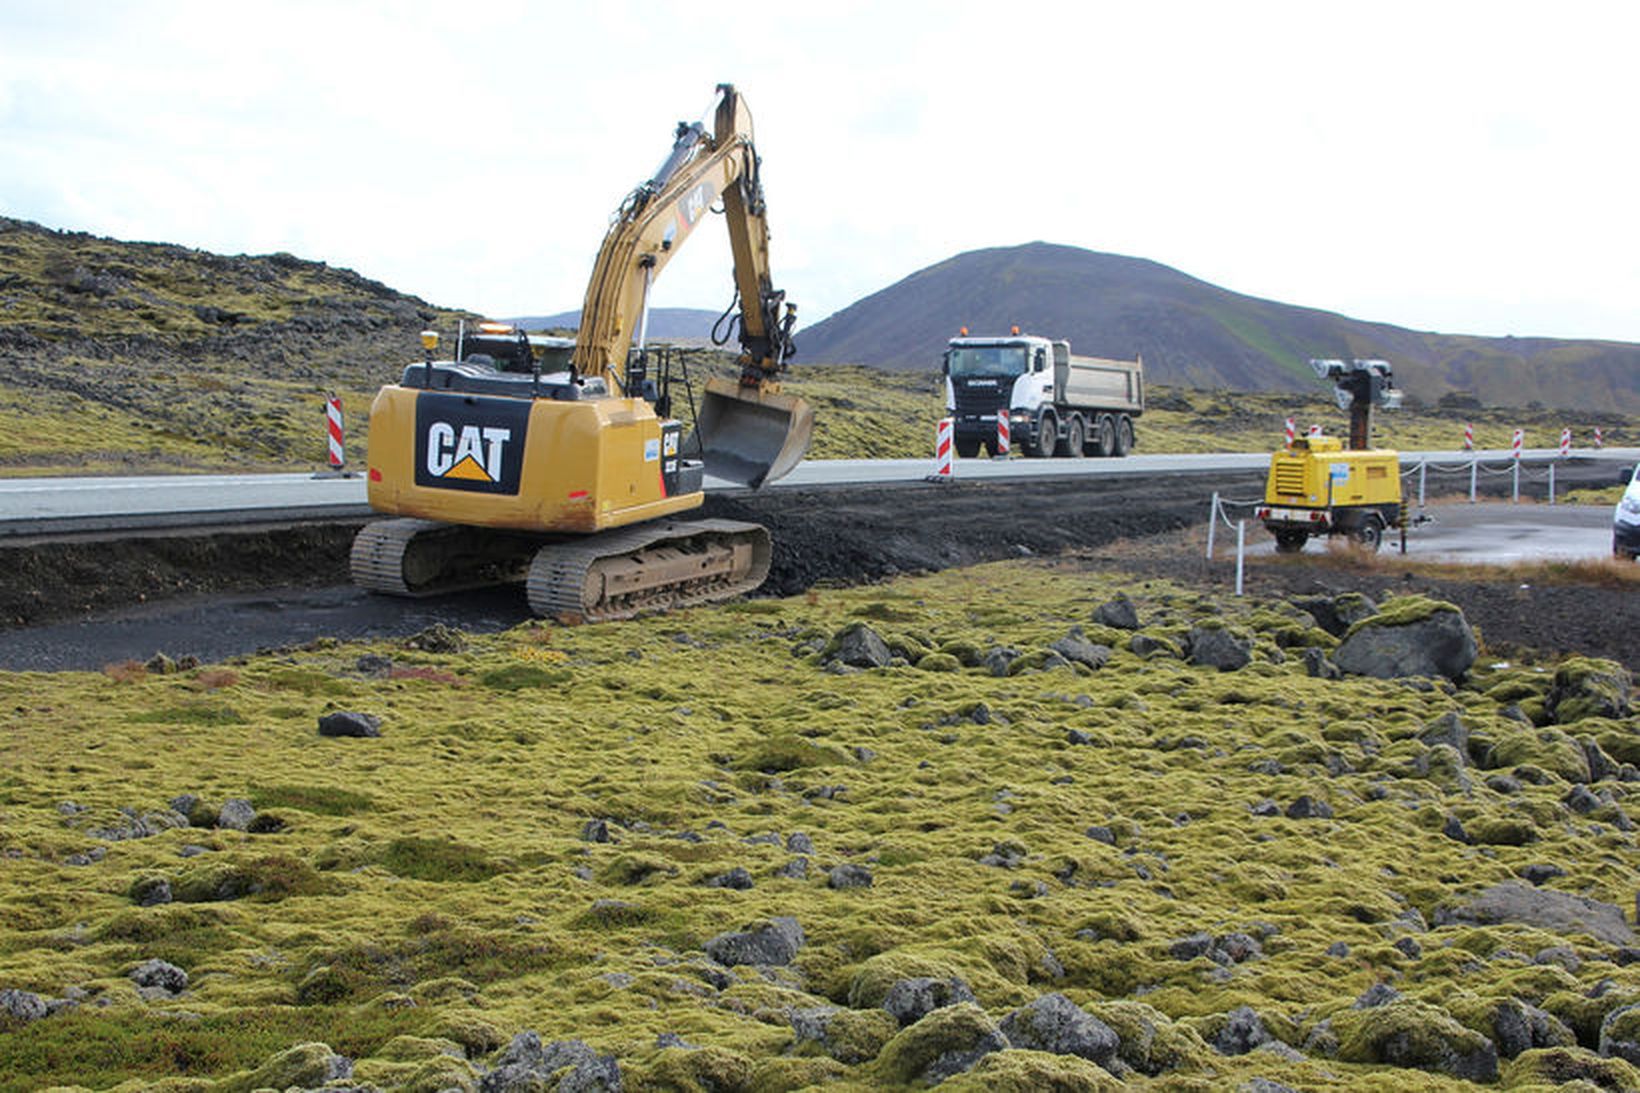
688 377 813 488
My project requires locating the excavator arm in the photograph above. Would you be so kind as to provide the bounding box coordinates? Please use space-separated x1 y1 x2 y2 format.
571 83 810 487
574 84 795 391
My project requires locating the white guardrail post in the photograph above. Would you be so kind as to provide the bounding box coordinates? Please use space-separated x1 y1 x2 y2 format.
1548 462 1556 505
1206 492 1219 560
1234 520 1246 597
1469 457 1478 503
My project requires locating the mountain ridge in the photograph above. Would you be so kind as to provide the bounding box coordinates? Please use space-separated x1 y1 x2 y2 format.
795 242 1640 412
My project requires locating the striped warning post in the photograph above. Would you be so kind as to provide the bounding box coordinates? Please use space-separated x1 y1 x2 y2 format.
326 397 345 469
1463 423 1474 450
1594 426 1604 449
1511 428 1523 460
1559 427 1571 458
933 418 953 478
1284 418 1295 447
995 411 1010 456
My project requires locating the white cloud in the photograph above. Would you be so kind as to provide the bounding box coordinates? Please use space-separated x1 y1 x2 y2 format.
1 0 1636 342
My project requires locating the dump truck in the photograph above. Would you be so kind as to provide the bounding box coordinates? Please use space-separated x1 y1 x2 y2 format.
1256 358 1403 552
942 330 1144 458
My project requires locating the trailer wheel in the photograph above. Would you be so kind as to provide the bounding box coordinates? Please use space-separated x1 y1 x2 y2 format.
1350 516 1384 552
1113 415 1134 457
1274 529 1308 554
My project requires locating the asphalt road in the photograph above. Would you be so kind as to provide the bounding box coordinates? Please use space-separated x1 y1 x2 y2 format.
2 448 1633 537
1239 501 1620 563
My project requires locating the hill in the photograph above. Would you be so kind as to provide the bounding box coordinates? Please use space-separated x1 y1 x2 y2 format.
796 242 1640 413
0 215 470 473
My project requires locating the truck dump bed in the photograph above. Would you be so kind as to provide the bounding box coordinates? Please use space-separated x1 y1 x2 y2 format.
1054 346 1144 414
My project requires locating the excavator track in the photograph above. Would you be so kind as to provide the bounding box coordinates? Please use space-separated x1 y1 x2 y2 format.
350 518 541 598
526 518 771 623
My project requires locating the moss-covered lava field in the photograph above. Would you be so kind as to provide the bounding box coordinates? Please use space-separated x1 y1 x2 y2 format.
2 559 1637 1091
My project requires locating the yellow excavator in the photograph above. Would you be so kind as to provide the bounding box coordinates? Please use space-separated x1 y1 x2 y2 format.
351 84 812 621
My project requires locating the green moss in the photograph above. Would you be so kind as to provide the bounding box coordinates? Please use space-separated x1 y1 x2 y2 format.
940 1048 1125 1091
1344 594 1459 637
1085 1001 1208 1076
1488 726 1588 781
916 652 963 673
380 837 501 883
477 664 571 690
1466 814 1539 846
644 1045 755 1091
871 1002 1003 1085
249 783 373 816
733 733 848 772
173 854 331 903
1503 1046 1640 1090
128 703 245 726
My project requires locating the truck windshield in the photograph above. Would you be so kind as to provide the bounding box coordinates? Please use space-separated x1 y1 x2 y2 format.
948 345 1027 378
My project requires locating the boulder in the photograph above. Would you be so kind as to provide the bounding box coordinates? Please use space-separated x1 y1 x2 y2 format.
1094 594 1140 630
479 1033 620 1092
1050 629 1112 670
874 1002 1007 1085
704 916 804 967
1546 658 1632 723
1187 624 1252 672
882 976 978 1027
130 959 188 995
1437 882 1635 945
1332 998 1498 1082
1295 591 1378 637
1332 597 1476 680
318 711 382 738
1599 1004 1640 1066
998 992 1119 1065
826 623 892 669
0 988 49 1022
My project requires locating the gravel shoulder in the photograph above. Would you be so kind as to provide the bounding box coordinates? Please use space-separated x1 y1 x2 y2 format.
1 469 1633 674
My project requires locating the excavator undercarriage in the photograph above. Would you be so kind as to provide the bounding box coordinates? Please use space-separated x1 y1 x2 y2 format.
351 516 771 624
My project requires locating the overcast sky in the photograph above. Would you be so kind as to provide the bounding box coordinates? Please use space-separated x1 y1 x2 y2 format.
2 0 1636 344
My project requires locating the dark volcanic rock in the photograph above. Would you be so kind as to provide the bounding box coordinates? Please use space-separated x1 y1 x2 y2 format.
883 976 978 1027
998 991 1119 1063
1333 599 1476 680
317 711 382 738
1437 882 1635 945
704 916 803 967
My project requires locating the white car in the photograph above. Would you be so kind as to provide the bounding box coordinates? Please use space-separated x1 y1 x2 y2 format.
1616 463 1640 560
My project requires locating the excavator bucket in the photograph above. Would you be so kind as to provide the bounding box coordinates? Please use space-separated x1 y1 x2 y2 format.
686 376 813 488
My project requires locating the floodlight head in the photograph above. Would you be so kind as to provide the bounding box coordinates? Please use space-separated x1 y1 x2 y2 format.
1310 358 1345 380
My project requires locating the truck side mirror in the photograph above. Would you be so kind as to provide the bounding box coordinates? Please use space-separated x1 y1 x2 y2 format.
940 352 949 377
1034 349 1046 372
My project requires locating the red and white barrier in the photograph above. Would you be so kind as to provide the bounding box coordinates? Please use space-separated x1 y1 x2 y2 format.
1284 418 1295 447
933 418 953 478
1308 424 1323 438
1511 428 1523 460
326 397 345 469
995 412 1010 456
1559 427 1571 458
1463 423 1474 450
1594 427 1604 449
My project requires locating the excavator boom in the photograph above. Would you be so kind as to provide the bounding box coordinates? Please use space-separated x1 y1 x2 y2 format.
574 83 811 487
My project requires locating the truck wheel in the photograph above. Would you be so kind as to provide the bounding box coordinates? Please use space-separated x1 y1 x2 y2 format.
1113 415 1134 457
1091 414 1114 457
1274 529 1308 554
1028 411 1057 458
955 438 979 459
1350 516 1384 552
1061 416 1085 458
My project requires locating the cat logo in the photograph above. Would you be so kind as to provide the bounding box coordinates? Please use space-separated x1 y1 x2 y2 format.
414 393 530 495
426 423 510 482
